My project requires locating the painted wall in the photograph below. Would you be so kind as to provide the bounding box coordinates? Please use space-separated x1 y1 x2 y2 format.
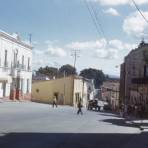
32 76 88 107
32 76 74 105
73 78 88 108
0 31 32 99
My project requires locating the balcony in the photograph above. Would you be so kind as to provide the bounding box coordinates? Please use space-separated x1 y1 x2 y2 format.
4 61 9 68
10 68 18 77
21 65 26 71
132 77 148 84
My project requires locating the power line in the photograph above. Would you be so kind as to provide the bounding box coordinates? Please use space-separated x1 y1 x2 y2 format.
131 0 148 23
83 0 102 37
89 2 107 40
83 0 108 42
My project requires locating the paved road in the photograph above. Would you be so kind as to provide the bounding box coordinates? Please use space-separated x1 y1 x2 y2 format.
0 102 147 148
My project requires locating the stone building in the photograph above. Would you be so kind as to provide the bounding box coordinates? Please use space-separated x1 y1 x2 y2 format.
120 41 148 112
101 79 120 110
0 30 32 100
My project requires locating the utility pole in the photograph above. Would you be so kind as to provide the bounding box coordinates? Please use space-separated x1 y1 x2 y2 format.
71 50 80 106
71 50 80 69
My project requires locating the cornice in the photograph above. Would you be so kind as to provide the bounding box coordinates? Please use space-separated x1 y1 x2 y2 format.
0 30 33 50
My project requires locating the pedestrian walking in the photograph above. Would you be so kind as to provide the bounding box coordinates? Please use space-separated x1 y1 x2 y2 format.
77 100 83 115
52 96 57 108
119 105 124 117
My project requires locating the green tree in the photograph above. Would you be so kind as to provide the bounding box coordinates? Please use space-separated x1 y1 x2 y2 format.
80 68 106 88
37 66 58 78
59 64 77 77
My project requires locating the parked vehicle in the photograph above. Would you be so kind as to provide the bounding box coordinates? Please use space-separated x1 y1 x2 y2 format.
87 99 100 111
103 102 111 111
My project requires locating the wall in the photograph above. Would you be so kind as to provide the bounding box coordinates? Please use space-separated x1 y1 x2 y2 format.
32 76 88 107
32 76 74 105
101 81 120 110
0 31 32 99
73 78 88 108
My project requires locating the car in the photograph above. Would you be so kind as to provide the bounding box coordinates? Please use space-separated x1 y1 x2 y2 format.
87 99 100 111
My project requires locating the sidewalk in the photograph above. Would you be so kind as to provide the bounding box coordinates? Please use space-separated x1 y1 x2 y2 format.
0 98 30 103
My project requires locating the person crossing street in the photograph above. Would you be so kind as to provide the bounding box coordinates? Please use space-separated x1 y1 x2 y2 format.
77 100 83 115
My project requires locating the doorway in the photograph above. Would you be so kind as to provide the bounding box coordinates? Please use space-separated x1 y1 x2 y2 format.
2 82 6 97
54 92 59 100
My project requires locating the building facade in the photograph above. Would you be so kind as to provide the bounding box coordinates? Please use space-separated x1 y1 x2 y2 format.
101 80 120 110
0 30 32 100
120 41 148 114
32 76 89 108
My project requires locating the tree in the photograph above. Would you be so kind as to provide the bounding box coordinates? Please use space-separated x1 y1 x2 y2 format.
36 64 77 78
80 68 106 88
59 64 77 77
36 66 58 78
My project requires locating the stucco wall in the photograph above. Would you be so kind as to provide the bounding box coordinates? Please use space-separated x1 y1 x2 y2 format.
32 76 74 105
0 32 32 99
73 79 88 108
32 76 88 107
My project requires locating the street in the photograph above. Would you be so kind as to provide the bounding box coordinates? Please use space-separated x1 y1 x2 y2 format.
0 102 147 148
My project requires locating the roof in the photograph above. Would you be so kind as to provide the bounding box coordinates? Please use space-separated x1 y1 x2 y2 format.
0 30 33 49
32 75 88 84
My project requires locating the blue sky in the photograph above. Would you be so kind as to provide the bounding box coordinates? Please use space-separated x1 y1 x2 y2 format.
0 0 148 76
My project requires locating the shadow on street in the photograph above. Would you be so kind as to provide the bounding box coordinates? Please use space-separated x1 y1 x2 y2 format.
0 132 148 148
101 117 148 129
101 118 138 127
97 112 120 118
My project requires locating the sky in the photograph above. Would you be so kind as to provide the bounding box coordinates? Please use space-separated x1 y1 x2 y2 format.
0 0 148 76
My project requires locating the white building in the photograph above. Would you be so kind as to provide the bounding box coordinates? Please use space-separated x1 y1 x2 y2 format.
0 30 32 100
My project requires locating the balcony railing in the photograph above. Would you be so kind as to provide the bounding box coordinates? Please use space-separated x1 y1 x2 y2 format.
132 77 148 84
13 64 26 71
4 61 8 68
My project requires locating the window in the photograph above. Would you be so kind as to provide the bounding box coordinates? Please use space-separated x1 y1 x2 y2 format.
28 57 30 71
4 50 8 67
132 65 136 76
22 55 24 69
13 50 18 68
20 79 24 93
144 65 148 77
27 79 29 93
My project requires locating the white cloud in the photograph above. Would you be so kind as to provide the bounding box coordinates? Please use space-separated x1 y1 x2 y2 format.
45 40 59 45
104 8 120 16
44 40 67 57
33 48 43 55
94 48 119 59
46 46 67 57
123 11 148 35
32 38 137 71
66 39 106 50
109 39 136 50
90 0 148 6
32 40 67 70
66 39 136 59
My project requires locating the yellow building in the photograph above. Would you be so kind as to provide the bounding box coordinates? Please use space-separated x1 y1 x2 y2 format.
32 76 88 107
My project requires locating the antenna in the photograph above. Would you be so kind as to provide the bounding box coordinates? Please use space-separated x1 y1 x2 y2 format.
29 33 32 45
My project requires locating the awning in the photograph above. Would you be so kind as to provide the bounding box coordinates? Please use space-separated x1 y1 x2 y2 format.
0 75 12 83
